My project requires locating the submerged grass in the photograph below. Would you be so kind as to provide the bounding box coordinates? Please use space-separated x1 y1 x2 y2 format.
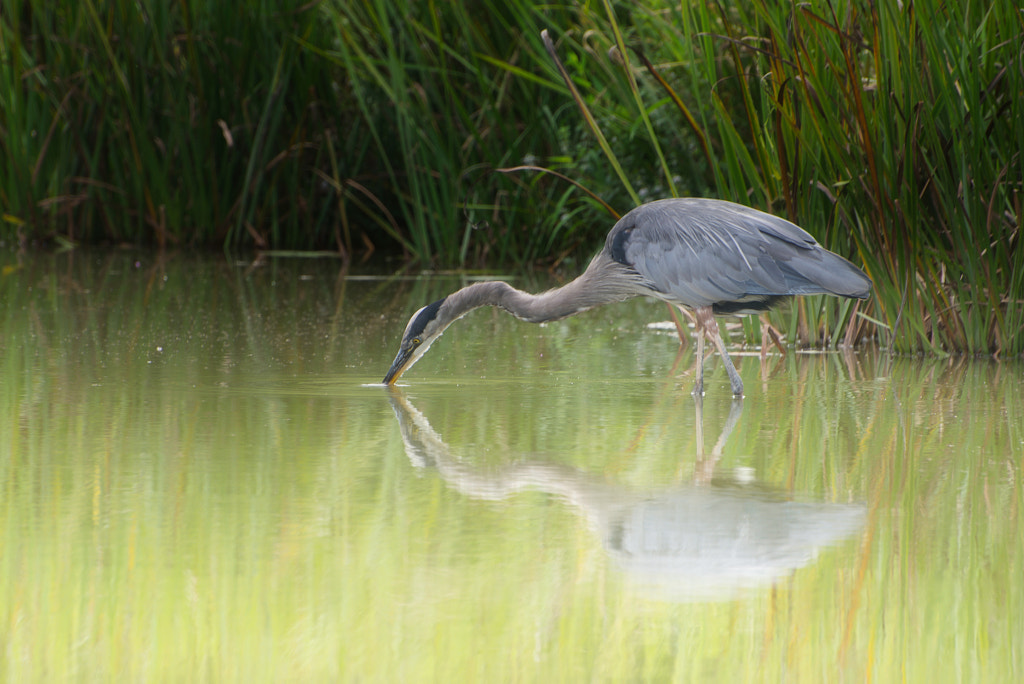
1 0 1021 354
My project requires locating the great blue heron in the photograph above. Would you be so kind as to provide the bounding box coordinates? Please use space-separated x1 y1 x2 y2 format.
383 198 872 395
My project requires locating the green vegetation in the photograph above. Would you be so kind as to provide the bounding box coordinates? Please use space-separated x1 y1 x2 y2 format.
2 1 1021 354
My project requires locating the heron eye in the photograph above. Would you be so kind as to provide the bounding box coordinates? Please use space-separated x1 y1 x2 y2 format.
412 337 422 346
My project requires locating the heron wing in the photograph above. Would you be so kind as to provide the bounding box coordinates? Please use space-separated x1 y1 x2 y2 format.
608 198 870 309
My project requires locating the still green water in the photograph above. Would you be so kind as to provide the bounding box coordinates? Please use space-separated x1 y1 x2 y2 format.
1 252 1021 682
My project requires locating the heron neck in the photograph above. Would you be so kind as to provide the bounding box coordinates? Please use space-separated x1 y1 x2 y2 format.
444 258 633 325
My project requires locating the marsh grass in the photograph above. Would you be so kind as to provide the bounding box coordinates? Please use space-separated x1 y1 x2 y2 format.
1 0 1020 354
1 1 345 249
536 1 1022 354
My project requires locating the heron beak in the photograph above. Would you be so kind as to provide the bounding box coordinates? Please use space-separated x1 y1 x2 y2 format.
383 346 415 385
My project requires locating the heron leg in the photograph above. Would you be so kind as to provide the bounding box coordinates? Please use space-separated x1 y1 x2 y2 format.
689 310 706 396
759 318 787 361
760 319 769 366
695 307 744 397
665 302 692 348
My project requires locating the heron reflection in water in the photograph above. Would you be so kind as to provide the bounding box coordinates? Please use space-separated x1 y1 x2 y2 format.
384 198 871 395
386 389 865 601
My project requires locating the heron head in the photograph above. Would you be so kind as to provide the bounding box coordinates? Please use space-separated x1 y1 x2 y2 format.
383 298 450 384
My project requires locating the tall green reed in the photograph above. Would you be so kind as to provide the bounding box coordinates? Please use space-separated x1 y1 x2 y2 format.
2 0 1019 354
751 0 1022 355
322 0 616 266
1 1 345 249
534 0 1021 354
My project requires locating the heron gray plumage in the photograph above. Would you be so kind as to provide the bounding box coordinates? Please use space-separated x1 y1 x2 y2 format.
383 198 872 395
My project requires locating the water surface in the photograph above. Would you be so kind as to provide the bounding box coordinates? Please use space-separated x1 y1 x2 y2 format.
1 252 1021 681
